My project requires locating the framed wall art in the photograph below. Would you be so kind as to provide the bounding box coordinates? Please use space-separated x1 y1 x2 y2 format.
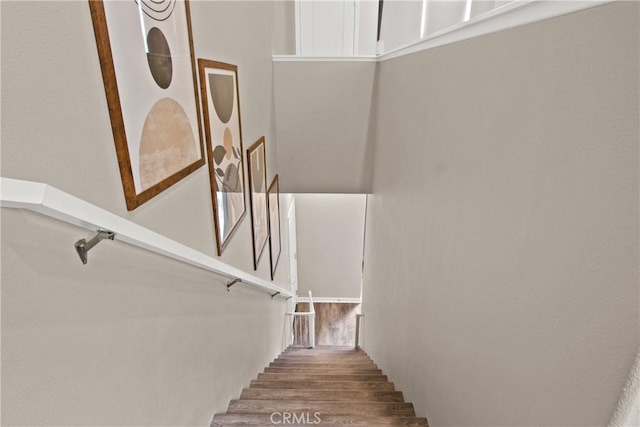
89 0 204 210
267 175 281 280
198 59 246 255
247 137 269 270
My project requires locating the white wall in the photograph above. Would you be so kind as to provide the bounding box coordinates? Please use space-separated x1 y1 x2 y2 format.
356 0 379 55
1 1 290 425
363 2 639 426
424 0 467 35
273 0 296 55
299 0 354 56
297 0 377 56
378 0 508 53
273 60 376 194
295 194 366 299
379 0 422 52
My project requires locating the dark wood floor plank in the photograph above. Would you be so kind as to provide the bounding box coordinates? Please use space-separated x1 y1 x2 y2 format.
249 380 396 391
212 414 429 426
239 388 405 402
264 367 383 374
257 373 388 382
227 400 416 416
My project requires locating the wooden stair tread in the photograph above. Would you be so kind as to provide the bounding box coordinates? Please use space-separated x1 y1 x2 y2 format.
240 388 405 402
278 353 372 358
272 361 376 367
264 367 383 374
212 346 427 427
284 345 359 351
212 414 429 426
278 353 371 362
227 400 416 416
270 361 378 368
250 380 396 390
257 373 388 382
283 350 367 356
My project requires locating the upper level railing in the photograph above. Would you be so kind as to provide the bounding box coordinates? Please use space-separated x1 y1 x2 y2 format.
355 313 365 349
284 290 316 349
0 177 293 299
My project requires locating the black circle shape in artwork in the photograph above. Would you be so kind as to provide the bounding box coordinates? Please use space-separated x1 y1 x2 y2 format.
146 27 172 89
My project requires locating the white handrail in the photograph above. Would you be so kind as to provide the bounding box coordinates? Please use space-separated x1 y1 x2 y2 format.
308 290 315 347
0 177 293 298
284 290 316 348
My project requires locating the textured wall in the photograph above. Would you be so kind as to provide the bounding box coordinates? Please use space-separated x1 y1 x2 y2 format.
273 61 376 193
1 1 289 425
362 3 639 426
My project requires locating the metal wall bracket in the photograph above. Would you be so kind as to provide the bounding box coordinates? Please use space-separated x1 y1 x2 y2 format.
271 292 280 299
74 230 115 265
226 278 241 292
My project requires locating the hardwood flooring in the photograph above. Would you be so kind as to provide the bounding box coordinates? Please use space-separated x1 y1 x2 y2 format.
211 346 428 426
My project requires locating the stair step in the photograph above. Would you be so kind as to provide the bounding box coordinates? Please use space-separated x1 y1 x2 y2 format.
240 388 405 402
282 346 366 352
271 361 378 368
227 400 416 416
257 373 388 382
282 351 366 356
277 354 372 361
278 351 371 357
264 367 383 374
212 347 428 426
211 414 429 426
283 347 364 354
250 380 395 390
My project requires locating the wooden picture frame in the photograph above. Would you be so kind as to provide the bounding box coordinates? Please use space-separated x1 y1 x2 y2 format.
267 175 281 280
198 59 247 255
89 0 204 210
247 137 269 270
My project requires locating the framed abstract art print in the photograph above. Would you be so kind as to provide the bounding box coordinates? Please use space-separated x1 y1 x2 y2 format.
267 175 281 280
198 59 246 255
246 137 269 270
89 0 204 210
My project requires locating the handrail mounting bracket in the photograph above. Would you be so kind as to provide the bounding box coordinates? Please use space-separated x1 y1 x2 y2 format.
75 230 115 265
226 278 241 292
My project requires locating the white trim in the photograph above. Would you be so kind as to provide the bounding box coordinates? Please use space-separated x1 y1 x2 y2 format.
0 177 293 298
294 0 301 55
278 0 612 64
378 0 611 62
272 55 378 62
297 297 361 304
463 0 473 22
420 0 428 39
353 0 362 56
343 0 356 56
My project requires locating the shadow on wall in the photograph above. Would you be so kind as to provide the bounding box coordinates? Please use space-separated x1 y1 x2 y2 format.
297 302 360 347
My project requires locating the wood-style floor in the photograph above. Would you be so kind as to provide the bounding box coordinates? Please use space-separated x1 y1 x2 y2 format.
211 346 428 426
295 303 360 347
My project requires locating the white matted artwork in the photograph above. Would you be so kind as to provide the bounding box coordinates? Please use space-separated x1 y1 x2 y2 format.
89 0 204 210
198 59 246 255
247 137 269 270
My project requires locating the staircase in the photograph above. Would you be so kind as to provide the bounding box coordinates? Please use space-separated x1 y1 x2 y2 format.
212 346 428 426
